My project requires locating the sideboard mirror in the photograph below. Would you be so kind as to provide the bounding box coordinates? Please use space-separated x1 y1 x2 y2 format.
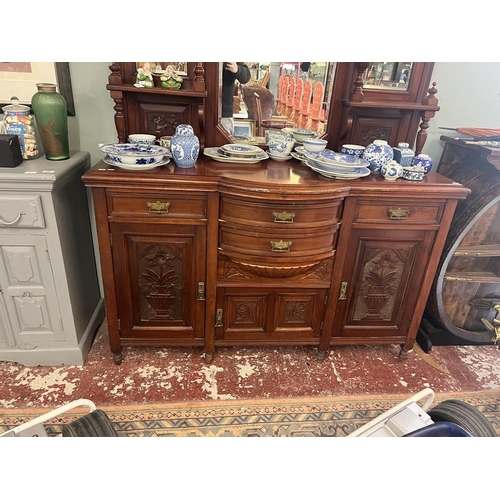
107 62 439 155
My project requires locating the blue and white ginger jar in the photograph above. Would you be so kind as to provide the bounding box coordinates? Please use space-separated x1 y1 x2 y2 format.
362 140 394 173
411 154 433 173
170 124 200 168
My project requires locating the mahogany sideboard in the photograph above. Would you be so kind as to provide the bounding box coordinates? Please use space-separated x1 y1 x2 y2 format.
82 156 469 364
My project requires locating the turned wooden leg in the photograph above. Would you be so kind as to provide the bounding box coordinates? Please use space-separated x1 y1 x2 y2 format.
113 351 122 365
398 346 412 361
316 349 329 362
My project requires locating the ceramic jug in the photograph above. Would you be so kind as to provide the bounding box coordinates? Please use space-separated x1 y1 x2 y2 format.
380 160 403 181
170 124 200 168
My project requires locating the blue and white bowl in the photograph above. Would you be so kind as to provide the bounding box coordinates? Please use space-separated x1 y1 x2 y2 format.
402 166 425 181
128 134 157 145
99 143 169 165
302 138 328 153
292 128 317 143
268 135 296 156
341 144 366 158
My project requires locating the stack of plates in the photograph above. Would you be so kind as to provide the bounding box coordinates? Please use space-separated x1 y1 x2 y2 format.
103 155 170 171
291 146 309 163
304 149 371 179
203 144 269 164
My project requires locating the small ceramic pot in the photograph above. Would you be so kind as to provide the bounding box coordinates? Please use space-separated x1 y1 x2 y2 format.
393 142 415 167
341 144 366 158
402 166 425 181
159 136 172 150
380 160 403 181
362 140 394 173
412 154 433 173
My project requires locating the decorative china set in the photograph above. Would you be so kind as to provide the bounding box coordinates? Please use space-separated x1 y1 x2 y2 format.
99 125 433 181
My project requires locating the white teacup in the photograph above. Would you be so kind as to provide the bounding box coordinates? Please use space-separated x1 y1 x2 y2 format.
159 136 172 149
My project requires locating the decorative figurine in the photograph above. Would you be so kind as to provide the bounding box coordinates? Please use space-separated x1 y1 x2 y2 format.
136 62 154 88
160 65 183 90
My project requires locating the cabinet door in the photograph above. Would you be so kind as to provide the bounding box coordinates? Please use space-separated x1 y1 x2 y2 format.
0 234 64 345
333 228 436 341
215 287 327 344
110 222 206 342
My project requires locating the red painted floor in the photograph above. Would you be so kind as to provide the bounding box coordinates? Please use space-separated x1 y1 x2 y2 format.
2 318 500 409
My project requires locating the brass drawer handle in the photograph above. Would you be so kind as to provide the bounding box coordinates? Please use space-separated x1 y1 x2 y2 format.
146 201 170 214
339 281 348 300
270 240 292 252
272 211 295 224
388 208 410 220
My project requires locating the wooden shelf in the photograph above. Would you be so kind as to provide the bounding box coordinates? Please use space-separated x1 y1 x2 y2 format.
444 271 500 283
454 244 500 257
106 84 207 98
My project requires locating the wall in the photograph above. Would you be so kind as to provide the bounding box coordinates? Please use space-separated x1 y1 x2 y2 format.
424 62 500 166
68 62 500 170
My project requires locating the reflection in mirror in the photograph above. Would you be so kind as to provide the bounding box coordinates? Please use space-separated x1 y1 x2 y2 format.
363 62 413 90
219 62 337 143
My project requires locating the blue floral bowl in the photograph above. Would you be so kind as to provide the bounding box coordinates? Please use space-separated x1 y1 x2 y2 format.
99 143 169 165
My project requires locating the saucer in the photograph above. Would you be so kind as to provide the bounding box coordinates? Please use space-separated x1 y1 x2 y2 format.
103 155 170 170
269 153 292 162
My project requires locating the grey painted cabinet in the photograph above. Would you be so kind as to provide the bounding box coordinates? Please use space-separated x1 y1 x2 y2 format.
0 152 104 365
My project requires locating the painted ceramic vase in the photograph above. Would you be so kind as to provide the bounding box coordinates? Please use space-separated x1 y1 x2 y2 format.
170 124 200 168
412 154 433 173
392 142 415 167
380 160 403 181
362 139 393 173
31 83 69 160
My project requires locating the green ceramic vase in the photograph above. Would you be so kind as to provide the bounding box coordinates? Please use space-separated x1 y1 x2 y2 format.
31 83 69 160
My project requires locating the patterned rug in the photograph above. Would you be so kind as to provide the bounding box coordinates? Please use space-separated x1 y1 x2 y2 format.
2 390 499 437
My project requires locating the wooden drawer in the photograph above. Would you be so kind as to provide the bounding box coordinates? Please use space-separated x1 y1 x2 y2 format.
220 197 342 229
107 192 207 219
353 200 445 225
0 194 45 229
219 226 337 257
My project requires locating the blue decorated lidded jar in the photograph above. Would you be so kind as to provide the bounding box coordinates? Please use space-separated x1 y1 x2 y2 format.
170 124 200 168
362 139 394 173
412 154 433 173
392 142 415 167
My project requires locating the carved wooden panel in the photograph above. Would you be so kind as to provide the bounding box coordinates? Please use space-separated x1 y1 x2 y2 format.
110 222 205 341
215 287 326 342
335 229 436 339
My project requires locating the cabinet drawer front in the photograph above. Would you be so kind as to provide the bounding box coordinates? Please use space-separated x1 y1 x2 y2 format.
354 201 444 224
220 197 342 228
107 193 207 219
0 195 45 229
220 227 336 256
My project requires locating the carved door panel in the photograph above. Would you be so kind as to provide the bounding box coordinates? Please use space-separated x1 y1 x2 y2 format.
110 222 206 342
215 287 327 343
333 228 435 341
0 234 64 345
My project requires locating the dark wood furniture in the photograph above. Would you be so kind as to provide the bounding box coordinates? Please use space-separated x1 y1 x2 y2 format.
105 62 440 155
326 62 439 154
419 136 500 349
82 158 469 364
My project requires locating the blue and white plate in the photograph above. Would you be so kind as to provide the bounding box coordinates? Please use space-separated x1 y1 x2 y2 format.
103 155 170 170
305 150 371 169
306 160 371 179
220 143 264 156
